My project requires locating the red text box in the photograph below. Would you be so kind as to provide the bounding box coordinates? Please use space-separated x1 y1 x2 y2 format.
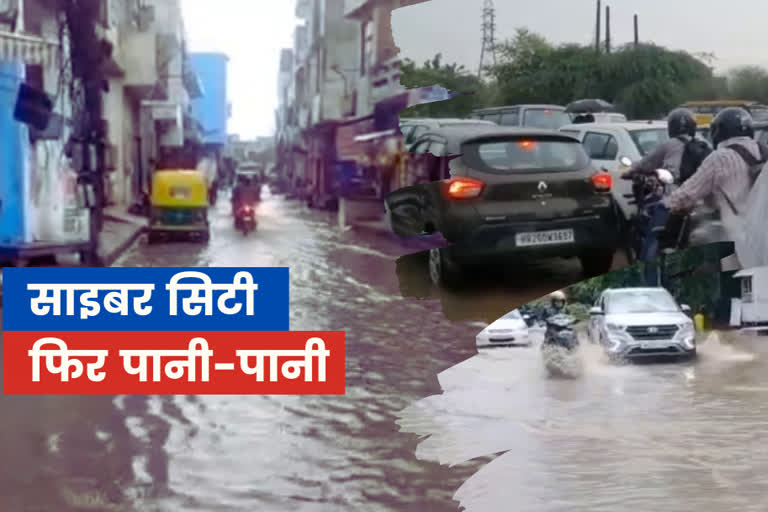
3 331 345 395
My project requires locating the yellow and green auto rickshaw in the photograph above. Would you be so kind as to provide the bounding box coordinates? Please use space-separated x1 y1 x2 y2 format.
148 170 210 244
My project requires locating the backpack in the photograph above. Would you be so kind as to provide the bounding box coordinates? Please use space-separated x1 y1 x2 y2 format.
677 136 713 184
722 141 768 215
718 141 768 268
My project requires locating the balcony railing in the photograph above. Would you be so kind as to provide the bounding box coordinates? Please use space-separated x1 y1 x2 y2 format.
0 30 60 67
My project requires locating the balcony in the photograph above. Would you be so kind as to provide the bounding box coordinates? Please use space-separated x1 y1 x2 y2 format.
369 57 403 103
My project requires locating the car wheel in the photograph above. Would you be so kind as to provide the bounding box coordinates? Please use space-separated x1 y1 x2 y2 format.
428 248 463 289
580 249 615 278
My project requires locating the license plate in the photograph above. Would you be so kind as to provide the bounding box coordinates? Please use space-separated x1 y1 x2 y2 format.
641 341 667 349
515 229 574 247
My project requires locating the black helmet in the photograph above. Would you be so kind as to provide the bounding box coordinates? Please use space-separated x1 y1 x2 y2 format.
667 108 697 138
710 107 754 148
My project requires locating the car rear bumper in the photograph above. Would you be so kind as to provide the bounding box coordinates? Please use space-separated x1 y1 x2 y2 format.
445 213 619 263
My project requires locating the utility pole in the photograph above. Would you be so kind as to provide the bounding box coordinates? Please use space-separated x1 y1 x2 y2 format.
595 0 602 54
478 0 497 79
61 0 109 265
605 5 611 54
634 14 639 46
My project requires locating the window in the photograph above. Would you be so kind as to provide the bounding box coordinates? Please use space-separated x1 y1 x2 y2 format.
742 276 753 303
502 310 522 320
470 139 590 173
522 109 572 129
604 290 680 314
629 129 669 157
499 111 519 126
485 113 502 124
582 132 618 160
428 141 446 157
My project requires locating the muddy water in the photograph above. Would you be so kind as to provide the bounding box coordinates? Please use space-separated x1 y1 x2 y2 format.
398 330 768 512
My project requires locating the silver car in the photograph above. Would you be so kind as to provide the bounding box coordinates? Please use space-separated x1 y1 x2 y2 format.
588 287 696 361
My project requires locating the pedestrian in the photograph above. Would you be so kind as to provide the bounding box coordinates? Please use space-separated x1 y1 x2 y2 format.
663 107 768 269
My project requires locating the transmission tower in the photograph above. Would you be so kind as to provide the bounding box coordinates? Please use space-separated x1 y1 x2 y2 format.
478 0 497 79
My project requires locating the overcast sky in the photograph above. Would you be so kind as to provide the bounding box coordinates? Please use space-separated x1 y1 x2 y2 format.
180 0 767 139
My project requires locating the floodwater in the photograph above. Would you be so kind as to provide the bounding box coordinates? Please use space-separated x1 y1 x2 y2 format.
1 190 739 511
398 328 768 512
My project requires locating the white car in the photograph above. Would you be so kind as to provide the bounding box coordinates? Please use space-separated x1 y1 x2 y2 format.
588 287 696 361
476 310 531 349
559 121 669 221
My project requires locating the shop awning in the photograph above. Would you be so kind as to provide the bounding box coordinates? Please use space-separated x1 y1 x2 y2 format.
0 31 60 67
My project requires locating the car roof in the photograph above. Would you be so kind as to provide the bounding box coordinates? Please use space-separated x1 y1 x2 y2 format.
415 125 580 154
473 104 566 113
560 121 667 131
401 118 494 125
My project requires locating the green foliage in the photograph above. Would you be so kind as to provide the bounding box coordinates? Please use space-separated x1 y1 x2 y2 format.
564 244 726 313
727 65 768 104
487 29 726 118
399 53 493 118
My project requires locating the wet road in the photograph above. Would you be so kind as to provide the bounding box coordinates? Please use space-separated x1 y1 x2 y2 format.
0 190 644 511
398 329 768 512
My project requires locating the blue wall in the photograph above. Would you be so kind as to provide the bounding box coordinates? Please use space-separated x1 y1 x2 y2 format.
190 53 229 146
0 60 29 243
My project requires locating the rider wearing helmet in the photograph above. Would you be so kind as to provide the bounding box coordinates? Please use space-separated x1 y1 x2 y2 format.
664 107 765 223
622 108 698 181
231 174 261 216
541 290 568 321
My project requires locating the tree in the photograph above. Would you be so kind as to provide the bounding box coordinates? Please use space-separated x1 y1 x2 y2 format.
727 65 768 104
399 53 491 118
487 29 719 119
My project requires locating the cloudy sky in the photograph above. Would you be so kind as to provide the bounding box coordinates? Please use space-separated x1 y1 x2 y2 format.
181 0 767 138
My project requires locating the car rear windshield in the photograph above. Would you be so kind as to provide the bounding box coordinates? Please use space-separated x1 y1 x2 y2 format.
502 310 522 320
629 128 669 157
469 138 590 173
605 290 680 314
522 109 572 129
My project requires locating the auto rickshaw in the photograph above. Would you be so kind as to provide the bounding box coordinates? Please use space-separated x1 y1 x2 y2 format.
148 170 210 244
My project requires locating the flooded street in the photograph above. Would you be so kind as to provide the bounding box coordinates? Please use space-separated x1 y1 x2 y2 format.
1 192 752 511
399 329 768 512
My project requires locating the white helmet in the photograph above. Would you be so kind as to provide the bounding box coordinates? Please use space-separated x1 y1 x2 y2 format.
549 290 566 302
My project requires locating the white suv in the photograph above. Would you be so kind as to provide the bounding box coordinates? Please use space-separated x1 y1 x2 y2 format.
588 287 696 361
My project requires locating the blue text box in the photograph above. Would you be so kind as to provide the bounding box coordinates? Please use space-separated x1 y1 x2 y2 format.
2 267 289 331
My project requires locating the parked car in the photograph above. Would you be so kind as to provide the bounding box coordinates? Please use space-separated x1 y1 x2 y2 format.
753 121 768 146
384 125 620 287
476 309 531 348
588 287 696 361
469 104 572 130
559 121 670 222
572 112 628 124
399 118 496 149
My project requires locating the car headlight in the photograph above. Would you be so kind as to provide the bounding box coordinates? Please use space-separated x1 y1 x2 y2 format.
607 323 625 332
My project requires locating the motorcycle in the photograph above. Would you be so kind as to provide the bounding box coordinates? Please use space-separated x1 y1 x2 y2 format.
620 159 675 264
541 313 582 378
234 203 258 235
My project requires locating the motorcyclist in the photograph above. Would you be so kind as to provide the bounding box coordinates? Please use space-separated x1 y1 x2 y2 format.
542 290 568 320
663 107 766 269
621 108 698 182
231 175 260 217
621 109 699 281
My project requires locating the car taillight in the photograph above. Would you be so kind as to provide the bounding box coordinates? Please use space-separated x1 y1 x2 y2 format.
591 172 612 191
446 177 484 199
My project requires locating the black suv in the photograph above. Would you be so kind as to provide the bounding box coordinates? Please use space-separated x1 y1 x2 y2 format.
385 125 621 287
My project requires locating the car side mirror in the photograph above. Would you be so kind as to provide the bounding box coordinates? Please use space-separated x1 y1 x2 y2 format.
681 304 692 313
619 156 632 167
589 306 603 315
